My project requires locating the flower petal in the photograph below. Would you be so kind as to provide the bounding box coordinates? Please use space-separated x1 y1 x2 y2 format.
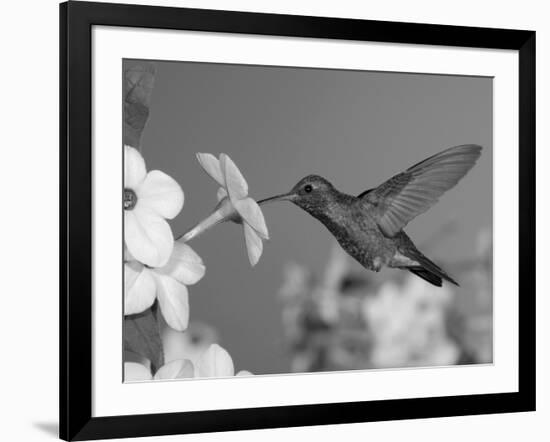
137 170 184 219
154 359 195 380
125 206 174 267
243 223 263 267
196 153 225 187
195 344 235 378
124 246 134 262
217 187 228 202
234 198 269 239
124 362 153 382
124 350 151 367
124 264 156 315
125 146 147 188
154 273 190 331
162 328 190 363
236 370 253 377
158 242 206 285
162 324 218 364
220 153 248 200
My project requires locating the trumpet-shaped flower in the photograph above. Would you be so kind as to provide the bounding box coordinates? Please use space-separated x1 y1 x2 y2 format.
124 359 195 382
180 153 269 266
125 242 206 331
125 145 184 267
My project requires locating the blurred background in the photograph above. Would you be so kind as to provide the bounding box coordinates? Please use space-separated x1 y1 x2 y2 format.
128 58 493 375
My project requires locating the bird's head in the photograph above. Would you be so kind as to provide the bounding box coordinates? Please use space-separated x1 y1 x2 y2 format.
258 175 337 216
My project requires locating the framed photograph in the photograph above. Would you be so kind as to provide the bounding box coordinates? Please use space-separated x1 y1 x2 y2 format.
60 1 536 440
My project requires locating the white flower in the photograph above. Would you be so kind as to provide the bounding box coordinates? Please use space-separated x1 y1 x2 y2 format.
195 344 252 378
125 145 184 267
124 344 252 381
125 242 206 331
124 359 195 382
163 327 253 378
181 153 269 266
162 322 218 366
362 276 459 368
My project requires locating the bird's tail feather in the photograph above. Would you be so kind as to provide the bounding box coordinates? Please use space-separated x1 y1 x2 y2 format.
409 267 443 286
406 250 459 287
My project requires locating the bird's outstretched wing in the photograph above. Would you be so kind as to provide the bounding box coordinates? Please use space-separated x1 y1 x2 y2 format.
358 144 482 237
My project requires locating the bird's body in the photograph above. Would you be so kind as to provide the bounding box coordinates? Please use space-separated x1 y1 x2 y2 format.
291 183 449 280
261 144 482 287
298 189 394 271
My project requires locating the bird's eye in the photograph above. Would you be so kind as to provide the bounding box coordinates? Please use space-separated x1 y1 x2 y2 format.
304 184 313 193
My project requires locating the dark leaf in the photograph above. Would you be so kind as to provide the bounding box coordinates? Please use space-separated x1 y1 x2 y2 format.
124 305 164 372
124 62 156 148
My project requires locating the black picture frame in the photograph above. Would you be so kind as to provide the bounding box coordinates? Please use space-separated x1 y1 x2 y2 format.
60 1 536 440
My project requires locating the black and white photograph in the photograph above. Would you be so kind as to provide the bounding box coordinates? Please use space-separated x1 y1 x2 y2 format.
0 0 546 437
123 59 493 381
50 1 538 440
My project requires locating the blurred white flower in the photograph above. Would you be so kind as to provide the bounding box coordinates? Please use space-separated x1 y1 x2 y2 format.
362 276 459 368
162 322 219 366
126 343 252 381
125 242 205 331
180 153 269 266
194 343 252 378
124 359 195 382
279 262 309 299
195 343 235 377
125 145 184 267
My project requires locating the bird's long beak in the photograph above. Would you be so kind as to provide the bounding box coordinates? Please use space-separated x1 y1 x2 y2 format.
257 192 295 206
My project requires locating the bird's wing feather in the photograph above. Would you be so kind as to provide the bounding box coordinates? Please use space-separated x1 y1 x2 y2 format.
359 144 482 237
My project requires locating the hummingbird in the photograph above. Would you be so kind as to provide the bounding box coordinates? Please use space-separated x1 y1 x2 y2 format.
260 144 482 287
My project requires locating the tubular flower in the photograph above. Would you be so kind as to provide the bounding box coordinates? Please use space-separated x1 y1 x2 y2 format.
181 153 269 266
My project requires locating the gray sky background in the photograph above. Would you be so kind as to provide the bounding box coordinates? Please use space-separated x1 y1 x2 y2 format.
131 60 493 375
